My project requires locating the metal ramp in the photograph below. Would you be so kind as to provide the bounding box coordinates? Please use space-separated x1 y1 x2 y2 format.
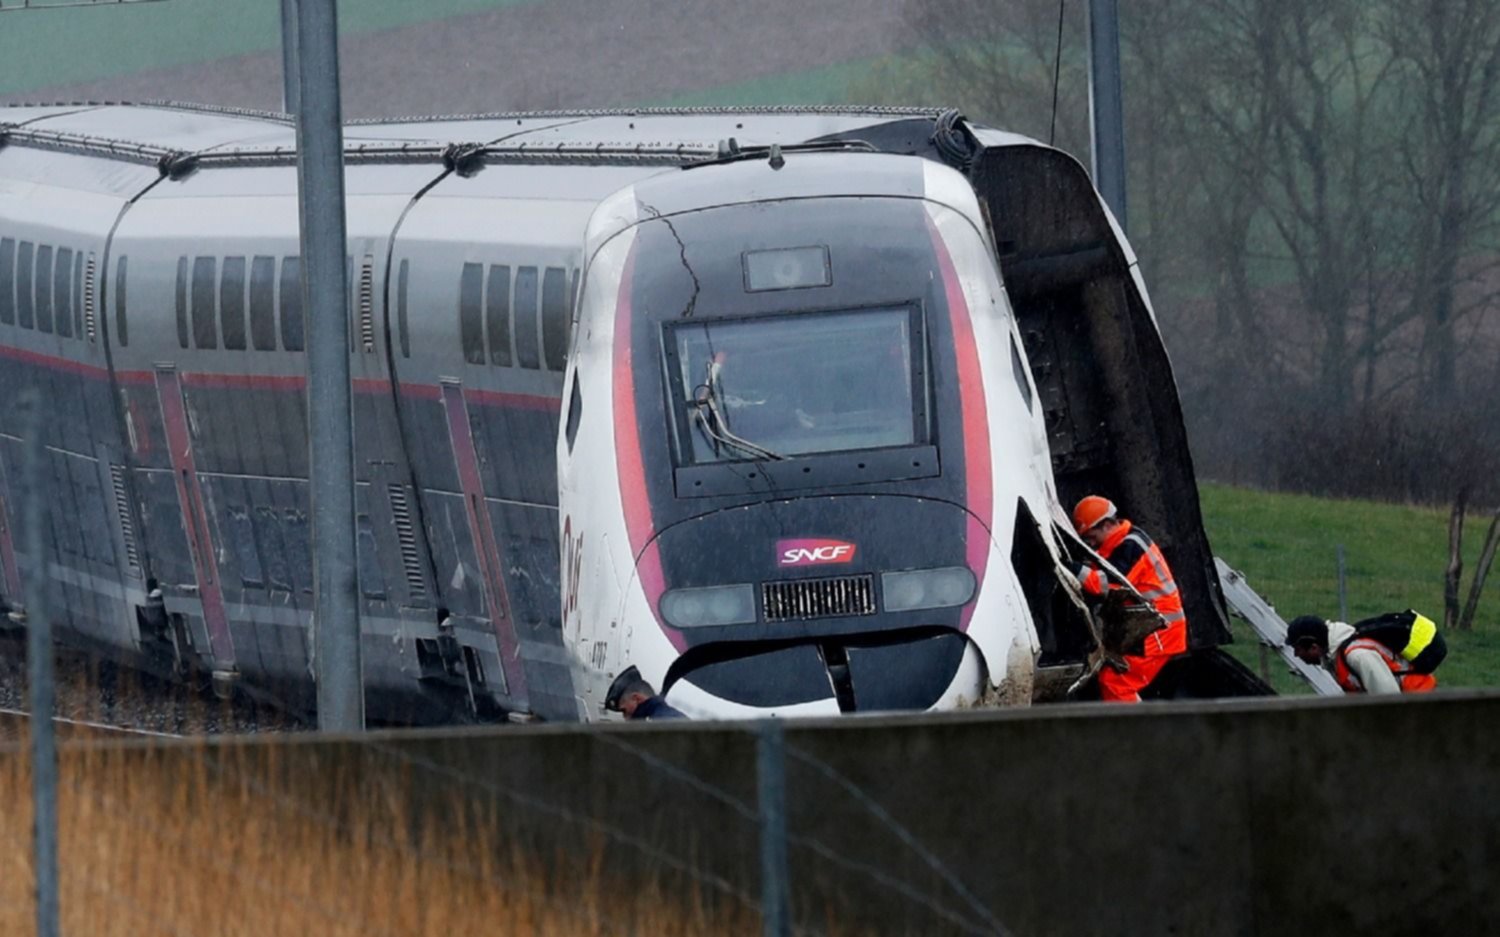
1214 558 1343 696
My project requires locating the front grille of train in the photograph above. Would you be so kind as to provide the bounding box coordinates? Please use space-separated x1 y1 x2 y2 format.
762 574 875 622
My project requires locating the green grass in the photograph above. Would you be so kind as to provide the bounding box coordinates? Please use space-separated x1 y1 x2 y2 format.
1202 483 1500 692
0 0 539 96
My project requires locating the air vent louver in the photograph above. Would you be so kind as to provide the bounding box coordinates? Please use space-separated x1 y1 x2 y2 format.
762 574 875 622
387 482 427 601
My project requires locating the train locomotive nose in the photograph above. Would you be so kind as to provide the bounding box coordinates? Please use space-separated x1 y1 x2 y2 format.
631 496 1014 718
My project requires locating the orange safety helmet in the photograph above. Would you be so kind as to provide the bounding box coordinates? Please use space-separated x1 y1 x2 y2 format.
1072 495 1118 534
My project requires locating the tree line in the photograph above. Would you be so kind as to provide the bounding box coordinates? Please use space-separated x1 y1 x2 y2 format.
858 0 1500 504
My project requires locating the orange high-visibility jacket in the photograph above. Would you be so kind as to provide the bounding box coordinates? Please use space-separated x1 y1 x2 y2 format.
1333 638 1438 694
1078 520 1187 633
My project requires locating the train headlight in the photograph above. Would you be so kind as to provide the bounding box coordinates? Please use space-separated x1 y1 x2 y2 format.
881 567 977 612
660 584 758 628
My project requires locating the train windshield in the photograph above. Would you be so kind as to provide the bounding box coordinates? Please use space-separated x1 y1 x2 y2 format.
667 307 924 463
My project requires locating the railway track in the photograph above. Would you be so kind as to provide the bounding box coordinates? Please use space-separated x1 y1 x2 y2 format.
0 707 182 743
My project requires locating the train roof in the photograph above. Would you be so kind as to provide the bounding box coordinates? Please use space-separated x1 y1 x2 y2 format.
0 101 1005 175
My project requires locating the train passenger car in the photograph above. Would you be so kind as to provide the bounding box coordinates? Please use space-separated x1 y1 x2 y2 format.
0 103 1261 723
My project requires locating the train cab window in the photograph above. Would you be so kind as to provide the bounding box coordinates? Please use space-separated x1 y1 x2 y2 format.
565 377 583 452
54 247 73 338
192 256 217 349
220 257 247 350
34 245 53 334
175 257 189 348
514 266 541 369
0 238 14 326
1010 334 1034 413
280 256 304 351
486 264 511 366
667 307 926 463
16 242 34 329
115 256 129 347
249 256 276 351
396 259 411 358
459 262 485 364
542 266 568 371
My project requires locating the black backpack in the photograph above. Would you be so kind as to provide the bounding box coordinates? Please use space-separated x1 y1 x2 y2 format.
1342 610 1447 675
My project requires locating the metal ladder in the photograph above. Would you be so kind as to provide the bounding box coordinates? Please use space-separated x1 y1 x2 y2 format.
1214 557 1343 696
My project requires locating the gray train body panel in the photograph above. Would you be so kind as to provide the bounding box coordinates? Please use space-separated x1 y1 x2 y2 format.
0 103 1232 723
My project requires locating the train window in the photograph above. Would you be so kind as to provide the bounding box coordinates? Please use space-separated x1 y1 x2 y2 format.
281 507 314 594
459 262 485 364
667 306 925 463
34 245 53 334
250 256 276 351
54 247 73 338
280 256 304 352
1010 333 1034 413
514 266 541 370
16 242 34 329
220 257 247 351
542 266 568 371
227 506 264 589
175 257 189 348
396 259 411 358
486 264 511 366
252 505 292 593
565 377 583 452
192 256 217 349
356 514 387 601
0 238 13 326
115 256 129 347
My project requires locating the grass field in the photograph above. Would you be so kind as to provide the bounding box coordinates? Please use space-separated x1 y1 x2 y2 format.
1202 483 1500 693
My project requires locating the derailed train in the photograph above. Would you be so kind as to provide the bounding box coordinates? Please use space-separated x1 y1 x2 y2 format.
0 103 1264 722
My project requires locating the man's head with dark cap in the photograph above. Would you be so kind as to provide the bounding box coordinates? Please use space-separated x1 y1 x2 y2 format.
1286 615 1330 665
604 665 658 718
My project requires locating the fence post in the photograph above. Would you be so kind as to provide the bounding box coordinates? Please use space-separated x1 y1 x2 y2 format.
20 391 59 937
757 719 791 937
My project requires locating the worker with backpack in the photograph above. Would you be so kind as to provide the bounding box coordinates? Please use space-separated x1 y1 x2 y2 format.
1285 611 1447 694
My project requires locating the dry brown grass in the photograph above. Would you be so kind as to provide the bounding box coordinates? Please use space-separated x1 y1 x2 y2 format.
0 739 761 937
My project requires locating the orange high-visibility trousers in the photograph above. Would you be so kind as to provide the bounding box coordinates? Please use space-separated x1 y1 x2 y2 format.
1098 619 1188 702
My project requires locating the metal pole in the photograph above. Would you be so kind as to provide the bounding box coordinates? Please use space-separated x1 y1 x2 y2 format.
293 0 362 731
280 0 301 116
757 719 791 937
1086 0 1128 231
20 391 59 937
1337 543 1348 623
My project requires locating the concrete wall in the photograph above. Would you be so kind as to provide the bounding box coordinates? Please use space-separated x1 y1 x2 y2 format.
35 693 1500 936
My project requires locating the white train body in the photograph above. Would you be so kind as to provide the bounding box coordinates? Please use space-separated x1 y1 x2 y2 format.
558 154 1078 719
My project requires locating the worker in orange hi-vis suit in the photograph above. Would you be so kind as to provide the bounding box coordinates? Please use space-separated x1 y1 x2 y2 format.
1072 496 1189 702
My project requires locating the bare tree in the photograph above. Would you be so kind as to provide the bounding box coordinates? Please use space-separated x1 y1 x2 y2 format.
1376 0 1500 410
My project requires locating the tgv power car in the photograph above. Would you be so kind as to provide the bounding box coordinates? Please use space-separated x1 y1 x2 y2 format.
0 103 1262 723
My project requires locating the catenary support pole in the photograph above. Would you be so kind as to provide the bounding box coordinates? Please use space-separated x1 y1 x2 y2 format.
280 0 300 115
20 391 59 937
1086 0 1127 232
758 719 791 937
292 0 363 730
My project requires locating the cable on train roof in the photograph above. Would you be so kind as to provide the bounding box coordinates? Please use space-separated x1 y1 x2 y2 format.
932 109 976 172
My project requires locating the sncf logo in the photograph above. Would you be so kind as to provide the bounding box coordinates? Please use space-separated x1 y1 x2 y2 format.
777 538 858 567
